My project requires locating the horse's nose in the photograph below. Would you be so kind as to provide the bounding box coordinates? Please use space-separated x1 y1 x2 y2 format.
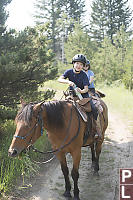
8 148 18 157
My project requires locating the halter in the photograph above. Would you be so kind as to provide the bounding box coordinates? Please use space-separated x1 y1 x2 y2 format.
14 110 44 144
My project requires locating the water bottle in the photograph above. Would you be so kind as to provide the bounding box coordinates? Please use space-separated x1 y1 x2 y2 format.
73 85 83 100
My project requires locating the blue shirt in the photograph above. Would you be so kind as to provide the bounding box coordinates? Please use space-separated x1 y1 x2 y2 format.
63 69 89 98
85 70 95 89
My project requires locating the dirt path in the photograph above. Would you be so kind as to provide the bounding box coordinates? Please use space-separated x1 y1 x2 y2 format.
8 108 133 200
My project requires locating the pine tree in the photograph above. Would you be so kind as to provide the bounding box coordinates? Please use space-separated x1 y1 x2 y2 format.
57 0 86 22
0 0 12 35
0 26 57 107
34 0 86 53
92 37 119 84
123 39 133 90
0 0 12 56
34 0 60 52
107 0 132 43
91 27 130 85
89 0 132 44
90 0 108 43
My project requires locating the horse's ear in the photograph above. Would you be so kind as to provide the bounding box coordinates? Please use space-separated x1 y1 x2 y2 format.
33 102 44 116
20 97 26 106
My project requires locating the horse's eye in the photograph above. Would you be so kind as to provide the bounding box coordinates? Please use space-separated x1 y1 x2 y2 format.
22 124 30 129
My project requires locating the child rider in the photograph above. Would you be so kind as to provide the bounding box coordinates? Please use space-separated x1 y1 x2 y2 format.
58 54 101 139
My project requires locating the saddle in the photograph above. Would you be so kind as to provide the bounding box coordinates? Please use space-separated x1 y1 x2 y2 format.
75 98 91 122
65 90 103 122
64 90 104 145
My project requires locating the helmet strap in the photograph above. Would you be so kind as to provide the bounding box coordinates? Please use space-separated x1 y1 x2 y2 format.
73 68 80 74
84 68 88 72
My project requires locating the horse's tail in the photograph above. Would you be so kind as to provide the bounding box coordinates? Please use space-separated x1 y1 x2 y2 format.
100 100 108 132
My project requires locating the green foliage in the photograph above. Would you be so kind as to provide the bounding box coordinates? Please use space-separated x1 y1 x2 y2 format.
90 0 108 43
0 120 20 193
0 119 51 195
0 106 17 120
92 37 119 84
107 0 132 40
57 0 86 22
64 23 94 63
103 84 133 123
90 0 132 43
0 0 12 35
91 28 131 86
56 60 70 75
34 0 86 54
0 25 58 107
123 40 133 90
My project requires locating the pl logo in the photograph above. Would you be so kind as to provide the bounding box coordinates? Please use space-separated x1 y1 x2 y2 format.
119 169 133 199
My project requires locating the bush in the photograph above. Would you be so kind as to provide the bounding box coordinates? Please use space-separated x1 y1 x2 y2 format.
0 106 17 120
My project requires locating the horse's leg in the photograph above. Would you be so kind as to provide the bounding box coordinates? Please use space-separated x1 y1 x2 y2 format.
71 149 81 200
57 152 72 198
90 144 96 170
93 141 102 176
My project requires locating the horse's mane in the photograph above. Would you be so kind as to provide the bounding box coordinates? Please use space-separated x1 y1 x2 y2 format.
44 101 65 128
16 103 34 125
16 101 65 128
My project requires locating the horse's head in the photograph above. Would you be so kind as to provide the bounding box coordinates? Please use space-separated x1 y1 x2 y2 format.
8 101 44 157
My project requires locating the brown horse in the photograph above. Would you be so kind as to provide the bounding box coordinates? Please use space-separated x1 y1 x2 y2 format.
8 99 108 200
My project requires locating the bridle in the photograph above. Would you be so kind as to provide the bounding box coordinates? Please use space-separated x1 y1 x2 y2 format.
14 110 44 145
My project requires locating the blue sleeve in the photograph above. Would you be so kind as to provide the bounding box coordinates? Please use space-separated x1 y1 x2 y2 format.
89 70 94 76
63 69 69 79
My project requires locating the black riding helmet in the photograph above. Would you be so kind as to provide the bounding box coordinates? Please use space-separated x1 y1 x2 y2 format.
86 60 90 66
72 54 86 65
85 59 90 70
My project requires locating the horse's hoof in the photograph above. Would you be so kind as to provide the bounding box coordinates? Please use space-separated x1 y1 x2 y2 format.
91 163 95 169
63 190 72 198
73 197 80 200
93 171 99 177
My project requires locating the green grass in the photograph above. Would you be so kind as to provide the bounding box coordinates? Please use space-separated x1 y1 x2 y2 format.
0 120 51 197
98 84 133 133
42 79 68 91
40 79 68 99
101 84 133 121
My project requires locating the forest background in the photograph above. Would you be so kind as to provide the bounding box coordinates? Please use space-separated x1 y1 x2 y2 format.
0 0 133 197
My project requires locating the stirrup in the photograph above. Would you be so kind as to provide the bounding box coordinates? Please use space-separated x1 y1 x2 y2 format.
94 133 99 139
94 133 102 139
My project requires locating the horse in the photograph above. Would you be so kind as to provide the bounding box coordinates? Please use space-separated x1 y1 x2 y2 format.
8 98 108 200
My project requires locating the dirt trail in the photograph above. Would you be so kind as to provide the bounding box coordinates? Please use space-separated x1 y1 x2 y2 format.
8 108 133 200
